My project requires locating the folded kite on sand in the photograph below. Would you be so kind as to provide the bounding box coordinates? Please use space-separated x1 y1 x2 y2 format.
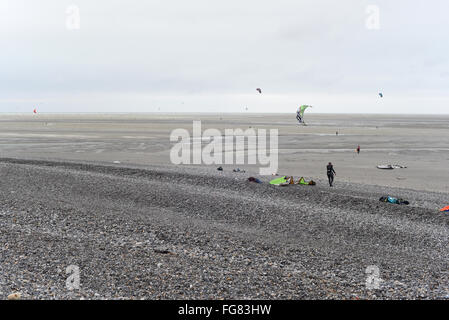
269 176 290 186
379 196 409 205
269 176 316 186
440 206 449 212
298 177 316 185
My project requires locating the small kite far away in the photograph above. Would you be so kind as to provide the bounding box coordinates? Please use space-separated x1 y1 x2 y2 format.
256 88 262 94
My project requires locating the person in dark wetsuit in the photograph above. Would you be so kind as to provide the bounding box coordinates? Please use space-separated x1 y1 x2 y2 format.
296 110 302 123
357 145 360 154
327 162 336 187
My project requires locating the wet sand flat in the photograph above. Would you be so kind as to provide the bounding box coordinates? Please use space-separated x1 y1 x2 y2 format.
1 113 449 193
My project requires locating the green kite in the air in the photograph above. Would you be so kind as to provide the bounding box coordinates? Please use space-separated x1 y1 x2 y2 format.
296 105 312 124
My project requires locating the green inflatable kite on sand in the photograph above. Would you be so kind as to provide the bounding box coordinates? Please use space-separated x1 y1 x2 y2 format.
269 176 288 185
269 176 316 186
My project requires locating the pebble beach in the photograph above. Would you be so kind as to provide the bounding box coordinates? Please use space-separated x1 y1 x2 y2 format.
0 113 448 299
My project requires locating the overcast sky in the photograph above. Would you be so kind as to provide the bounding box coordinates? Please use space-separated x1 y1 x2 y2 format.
1 0 448 113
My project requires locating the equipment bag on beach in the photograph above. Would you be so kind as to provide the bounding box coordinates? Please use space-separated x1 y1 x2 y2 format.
379 196 409 205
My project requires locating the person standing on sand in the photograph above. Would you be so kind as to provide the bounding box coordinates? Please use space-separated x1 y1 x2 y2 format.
357 145 360 154
327 162 336 187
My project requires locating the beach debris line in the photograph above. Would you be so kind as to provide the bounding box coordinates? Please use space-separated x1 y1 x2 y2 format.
216 167 246 173
379 196 409 205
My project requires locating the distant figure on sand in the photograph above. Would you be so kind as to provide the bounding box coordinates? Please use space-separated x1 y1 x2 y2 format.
327 162 336 187
357 145 360 154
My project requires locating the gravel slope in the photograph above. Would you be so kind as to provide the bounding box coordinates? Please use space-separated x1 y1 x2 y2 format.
0 158 448 300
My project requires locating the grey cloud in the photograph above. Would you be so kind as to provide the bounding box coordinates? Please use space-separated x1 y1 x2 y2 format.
1 0 449 113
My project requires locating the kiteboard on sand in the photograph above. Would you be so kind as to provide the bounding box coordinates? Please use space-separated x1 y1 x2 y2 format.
377 165 394 170
377 164 407 170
